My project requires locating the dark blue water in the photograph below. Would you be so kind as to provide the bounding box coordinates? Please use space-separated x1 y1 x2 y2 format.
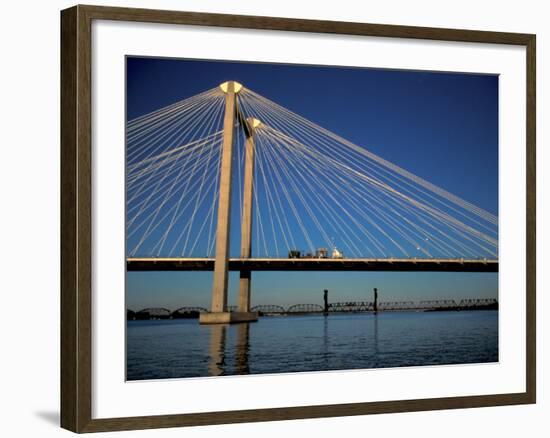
126 311 498 380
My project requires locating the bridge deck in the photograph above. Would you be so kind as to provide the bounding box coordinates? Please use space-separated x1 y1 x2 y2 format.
127 257 498 272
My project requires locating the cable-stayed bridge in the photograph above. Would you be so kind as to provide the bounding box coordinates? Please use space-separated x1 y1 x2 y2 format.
126 81 498 323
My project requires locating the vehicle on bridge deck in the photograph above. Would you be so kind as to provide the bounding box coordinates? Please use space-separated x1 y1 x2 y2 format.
288 247 343 259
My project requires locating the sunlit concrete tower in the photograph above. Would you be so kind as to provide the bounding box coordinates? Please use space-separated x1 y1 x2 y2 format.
200 81 259 324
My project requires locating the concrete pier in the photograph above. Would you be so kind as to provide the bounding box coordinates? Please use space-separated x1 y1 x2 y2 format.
200 82 257 324
207 81 237 315
200 311 259 324
238 118 260 314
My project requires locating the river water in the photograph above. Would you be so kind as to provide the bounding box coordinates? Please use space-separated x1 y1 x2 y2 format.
126 310 498 380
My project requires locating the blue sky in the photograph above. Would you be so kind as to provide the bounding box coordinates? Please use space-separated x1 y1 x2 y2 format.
126 56 498 311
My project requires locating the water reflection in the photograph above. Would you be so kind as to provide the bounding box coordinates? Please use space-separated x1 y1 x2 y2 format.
207 315 379 376
373 314 379 367
208 322 251 376
208 325 227 376
235 323 250 374
138 311 500 380
322 315 329 368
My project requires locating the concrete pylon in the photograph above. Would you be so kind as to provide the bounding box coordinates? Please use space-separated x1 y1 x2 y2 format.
200 82 258 324
238 118 262 313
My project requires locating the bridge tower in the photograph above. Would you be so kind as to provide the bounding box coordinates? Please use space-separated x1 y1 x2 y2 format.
200 81 259 324
239 117 262 313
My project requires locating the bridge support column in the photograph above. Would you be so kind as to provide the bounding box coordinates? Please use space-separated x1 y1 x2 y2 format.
200 82 257 324
239 270 252 311
201 81 237 324
238 118 261 319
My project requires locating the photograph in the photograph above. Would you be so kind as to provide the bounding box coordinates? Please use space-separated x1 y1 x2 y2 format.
125 57 499 381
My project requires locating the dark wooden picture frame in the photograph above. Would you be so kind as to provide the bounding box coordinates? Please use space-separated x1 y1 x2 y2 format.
61 4 536 433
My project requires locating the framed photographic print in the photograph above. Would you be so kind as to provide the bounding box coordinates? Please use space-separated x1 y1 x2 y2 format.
60 4 536 433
